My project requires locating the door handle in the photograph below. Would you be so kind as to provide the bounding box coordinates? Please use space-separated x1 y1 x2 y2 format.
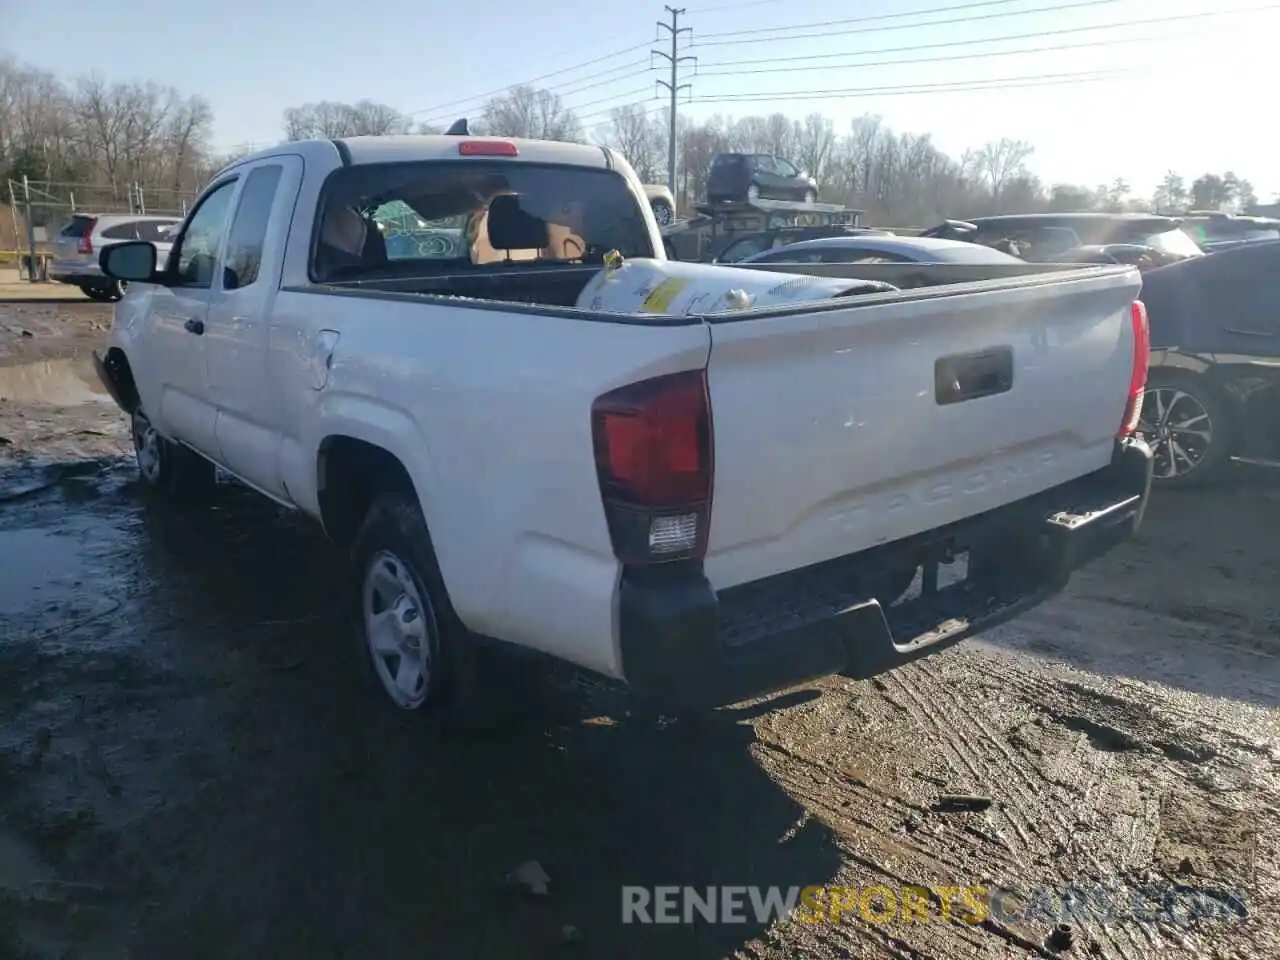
184 318 204 335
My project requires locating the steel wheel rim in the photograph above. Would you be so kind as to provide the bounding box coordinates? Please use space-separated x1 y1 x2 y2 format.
132 412 163 482
1138 387 1214 480
361 550 436 710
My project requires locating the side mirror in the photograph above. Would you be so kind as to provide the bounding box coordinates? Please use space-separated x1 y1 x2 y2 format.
99 241 160 283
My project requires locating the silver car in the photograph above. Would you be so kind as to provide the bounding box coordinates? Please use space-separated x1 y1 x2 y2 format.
738 234 1026 265
50 213 182 301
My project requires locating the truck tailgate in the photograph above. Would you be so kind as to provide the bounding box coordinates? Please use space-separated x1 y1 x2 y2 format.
702 268 1144 591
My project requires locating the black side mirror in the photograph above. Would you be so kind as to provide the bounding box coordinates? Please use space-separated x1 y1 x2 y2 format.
99 241 161 283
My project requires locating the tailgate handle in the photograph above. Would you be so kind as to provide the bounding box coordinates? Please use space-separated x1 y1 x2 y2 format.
935 346 1013 405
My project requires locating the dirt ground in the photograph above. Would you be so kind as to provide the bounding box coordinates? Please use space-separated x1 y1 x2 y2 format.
1 300 1277 960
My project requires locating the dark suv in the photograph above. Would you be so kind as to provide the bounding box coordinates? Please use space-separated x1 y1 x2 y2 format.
706 153 819 204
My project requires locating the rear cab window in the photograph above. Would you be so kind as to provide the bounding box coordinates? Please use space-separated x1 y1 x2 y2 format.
310 160 654 283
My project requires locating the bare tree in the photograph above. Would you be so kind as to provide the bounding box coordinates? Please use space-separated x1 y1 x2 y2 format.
480 85 581 142
974 137 1034 202
793 113 836 185
595 104 663 182
282 100 413 140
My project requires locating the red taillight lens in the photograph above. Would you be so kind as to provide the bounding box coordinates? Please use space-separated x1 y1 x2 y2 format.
77 219 96 254
1119 299 1150 438
458 140 518 156
591 370 713 565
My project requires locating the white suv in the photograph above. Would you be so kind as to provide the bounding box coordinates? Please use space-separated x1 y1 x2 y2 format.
50 213 182 301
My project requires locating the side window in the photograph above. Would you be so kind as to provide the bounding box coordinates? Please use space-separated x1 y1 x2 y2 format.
100 222 140 240
720 236 772 262
137 221 179 243
825 251 911 264
223 165 283 289
762 247 824 263
775 158 799 177
1201 250 1280 335
172 180 238 288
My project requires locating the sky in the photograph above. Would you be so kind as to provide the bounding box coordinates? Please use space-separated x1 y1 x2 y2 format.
4 0 1278 200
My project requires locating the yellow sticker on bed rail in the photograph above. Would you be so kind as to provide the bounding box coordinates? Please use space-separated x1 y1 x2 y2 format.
641 278 688 313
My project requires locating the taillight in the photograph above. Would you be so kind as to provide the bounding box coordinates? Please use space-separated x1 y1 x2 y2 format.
1118 299 1150 438
77 219 97 255
591 370 714 565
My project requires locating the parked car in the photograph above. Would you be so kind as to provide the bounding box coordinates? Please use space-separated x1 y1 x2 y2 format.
50 213 182 301
1135 240 1280 486
922 213 1204 264
91 132 1150 720
1181 214 1280 252
706 153 818 204
737 235 1025 266
1045 243 1174 271
712 225 892 263
642 184 676 226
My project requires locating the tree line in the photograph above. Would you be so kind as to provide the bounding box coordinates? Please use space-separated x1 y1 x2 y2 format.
1 56 1266 230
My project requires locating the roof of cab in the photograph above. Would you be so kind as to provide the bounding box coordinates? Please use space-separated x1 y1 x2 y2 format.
214 135 613 178
336 134 611 168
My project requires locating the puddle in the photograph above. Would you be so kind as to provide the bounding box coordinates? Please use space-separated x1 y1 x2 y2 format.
0 357 107 406
0 528 96 619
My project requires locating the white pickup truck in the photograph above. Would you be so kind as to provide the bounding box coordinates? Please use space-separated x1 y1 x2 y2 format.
92 133 1154 719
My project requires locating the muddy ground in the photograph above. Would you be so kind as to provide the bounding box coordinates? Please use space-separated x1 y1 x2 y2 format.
1 300 1277 960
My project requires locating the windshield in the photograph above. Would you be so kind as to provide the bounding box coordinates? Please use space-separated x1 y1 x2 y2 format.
312 160 654 282
1135 227 1204 258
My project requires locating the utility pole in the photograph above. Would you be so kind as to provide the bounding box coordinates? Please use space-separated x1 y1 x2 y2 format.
653 6 695 198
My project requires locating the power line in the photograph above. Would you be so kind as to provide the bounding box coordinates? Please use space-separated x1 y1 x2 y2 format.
408 41 651 118
418 66 658 128
688 67 1135 102
694 0 1060 40
695 4 1280 70
691 0 1121 46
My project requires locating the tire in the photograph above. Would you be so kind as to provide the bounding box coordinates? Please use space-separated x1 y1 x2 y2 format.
1139 371 1233 488
107 279 127 302
746 183 760 202
651 200 674 226
349 492 461 720
349 492 554 729
131 407 217 501
82 285 113 302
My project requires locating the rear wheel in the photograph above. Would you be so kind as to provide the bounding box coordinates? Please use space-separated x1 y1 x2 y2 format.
651 200 674 226
1138 373 1232 487
81 285 113 302
107 279 127 301
131 408 217 501
350 493 457 720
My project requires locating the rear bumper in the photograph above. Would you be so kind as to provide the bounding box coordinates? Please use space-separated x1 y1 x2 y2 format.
618 436 1153 709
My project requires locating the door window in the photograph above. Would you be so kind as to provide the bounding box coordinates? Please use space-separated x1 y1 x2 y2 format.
100 222 141 240
172 180 238 288
137 220 180 243
223 165 283 289
774 158 800 177
1199 247 1280 336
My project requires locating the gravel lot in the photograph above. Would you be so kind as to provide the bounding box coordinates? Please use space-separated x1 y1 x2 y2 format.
1 299 1277 960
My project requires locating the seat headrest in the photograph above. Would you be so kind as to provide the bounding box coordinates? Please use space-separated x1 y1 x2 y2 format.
486 194 549 251
322 205 367 257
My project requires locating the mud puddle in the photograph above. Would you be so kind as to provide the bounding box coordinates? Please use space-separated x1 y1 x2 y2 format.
0 357 107 407
0 451 1278 956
